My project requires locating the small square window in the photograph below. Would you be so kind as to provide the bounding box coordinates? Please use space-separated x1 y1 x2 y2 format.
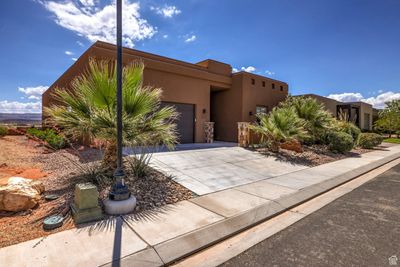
256 106 268 115
272 83 275 89
251 78 255 85
280 85 283 91
262 81 266 87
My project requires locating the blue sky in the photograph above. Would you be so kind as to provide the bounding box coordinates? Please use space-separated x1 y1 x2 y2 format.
1 0 400 113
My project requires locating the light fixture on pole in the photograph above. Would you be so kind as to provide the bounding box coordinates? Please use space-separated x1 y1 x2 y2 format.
104 0 136 215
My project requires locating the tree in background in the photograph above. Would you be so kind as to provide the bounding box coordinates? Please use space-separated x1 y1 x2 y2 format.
375 99 400 138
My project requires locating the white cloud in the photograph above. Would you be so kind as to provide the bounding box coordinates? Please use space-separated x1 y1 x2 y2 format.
232 66 256 73
18 86 48 97
79 0 96 7
150 5 181 18
327 91 400 109
163 34 168 39
41 0 156 48
265 70 275 76
28 95 41 100
0 85 48 113
0 100 42 113
76 40 84 47
184 35 196 43
327 92 363 103
72 57 78 61
241 66 256 73
65 50 74 55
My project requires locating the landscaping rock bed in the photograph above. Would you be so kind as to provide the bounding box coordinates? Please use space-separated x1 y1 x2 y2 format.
0 135 193 248
256 144 371 167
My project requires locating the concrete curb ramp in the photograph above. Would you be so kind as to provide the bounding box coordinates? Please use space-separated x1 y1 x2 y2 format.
1 145 399 267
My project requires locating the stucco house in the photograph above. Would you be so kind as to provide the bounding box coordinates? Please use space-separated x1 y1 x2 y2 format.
42 41 288 143
297 94 373 131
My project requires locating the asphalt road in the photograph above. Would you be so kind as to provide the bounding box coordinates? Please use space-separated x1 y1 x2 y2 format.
221 163 400 267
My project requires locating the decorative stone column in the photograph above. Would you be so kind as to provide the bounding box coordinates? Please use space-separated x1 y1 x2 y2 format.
238 122 250 147
204 122 215 143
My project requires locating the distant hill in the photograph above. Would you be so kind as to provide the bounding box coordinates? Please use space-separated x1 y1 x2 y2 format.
0 113 42 125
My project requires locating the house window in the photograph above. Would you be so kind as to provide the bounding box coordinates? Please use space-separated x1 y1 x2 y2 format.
272 83 275 89
262 81 266 87
251 78 255 85
280 85 283 91
256 106 268 123
256 106 268 115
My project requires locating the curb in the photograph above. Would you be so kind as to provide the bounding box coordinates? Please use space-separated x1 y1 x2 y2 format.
115 151 400 266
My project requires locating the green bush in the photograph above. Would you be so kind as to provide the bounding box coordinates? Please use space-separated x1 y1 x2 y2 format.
280 96 333 145
46 134 66 149
327 131 354 153
26 128 67 149
336 121 361 142
0 125 7 137
250 106 307 152
357 133 384 149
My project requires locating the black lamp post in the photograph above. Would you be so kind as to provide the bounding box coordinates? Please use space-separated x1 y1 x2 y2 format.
109 0 130 201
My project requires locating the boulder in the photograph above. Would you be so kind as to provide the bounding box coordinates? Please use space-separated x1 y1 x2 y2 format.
280 139 303 153
0 177 45 212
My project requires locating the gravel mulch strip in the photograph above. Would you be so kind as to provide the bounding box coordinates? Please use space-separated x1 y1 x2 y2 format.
256 144 372 167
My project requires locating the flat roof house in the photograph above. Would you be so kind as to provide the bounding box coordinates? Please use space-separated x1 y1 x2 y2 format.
298 94 373 131
42 41 288 143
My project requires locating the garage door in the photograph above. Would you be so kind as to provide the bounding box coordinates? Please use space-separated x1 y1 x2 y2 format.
161 102 195 143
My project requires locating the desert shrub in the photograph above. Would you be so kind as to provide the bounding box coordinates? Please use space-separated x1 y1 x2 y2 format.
280 96 333 144
0 125 7 137
27 128 67 149
126 145 156 178
357 133 384 149
300 135 317 146
327 131 354 153
27 128 46 139
46 134 66 149
127 153 152 178
250 106 307 152
335 121 361 142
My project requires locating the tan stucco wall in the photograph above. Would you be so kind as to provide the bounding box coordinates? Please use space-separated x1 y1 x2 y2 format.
144 68 211 142
299 94 339 116
42 41 289 143
355 102 373 131
240 73 288 123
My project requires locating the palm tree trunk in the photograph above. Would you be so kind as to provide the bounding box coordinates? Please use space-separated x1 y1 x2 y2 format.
103 141 117 171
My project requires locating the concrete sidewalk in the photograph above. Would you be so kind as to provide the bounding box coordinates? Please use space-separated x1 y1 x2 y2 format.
1 144 400 267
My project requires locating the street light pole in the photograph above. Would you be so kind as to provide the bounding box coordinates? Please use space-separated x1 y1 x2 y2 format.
116 0 123 175
109 0 130 201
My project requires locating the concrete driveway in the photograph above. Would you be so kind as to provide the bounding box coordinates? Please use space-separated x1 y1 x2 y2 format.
149 144 308 195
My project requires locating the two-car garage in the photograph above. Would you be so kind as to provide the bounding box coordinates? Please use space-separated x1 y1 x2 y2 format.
161 102 195 144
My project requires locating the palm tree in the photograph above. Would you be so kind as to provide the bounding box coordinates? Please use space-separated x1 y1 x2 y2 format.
250 106 307 152
281 96 333 140
44 58 178 169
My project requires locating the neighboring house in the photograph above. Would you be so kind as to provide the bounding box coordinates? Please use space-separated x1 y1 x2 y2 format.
298 94 373 131
42 41 288 143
